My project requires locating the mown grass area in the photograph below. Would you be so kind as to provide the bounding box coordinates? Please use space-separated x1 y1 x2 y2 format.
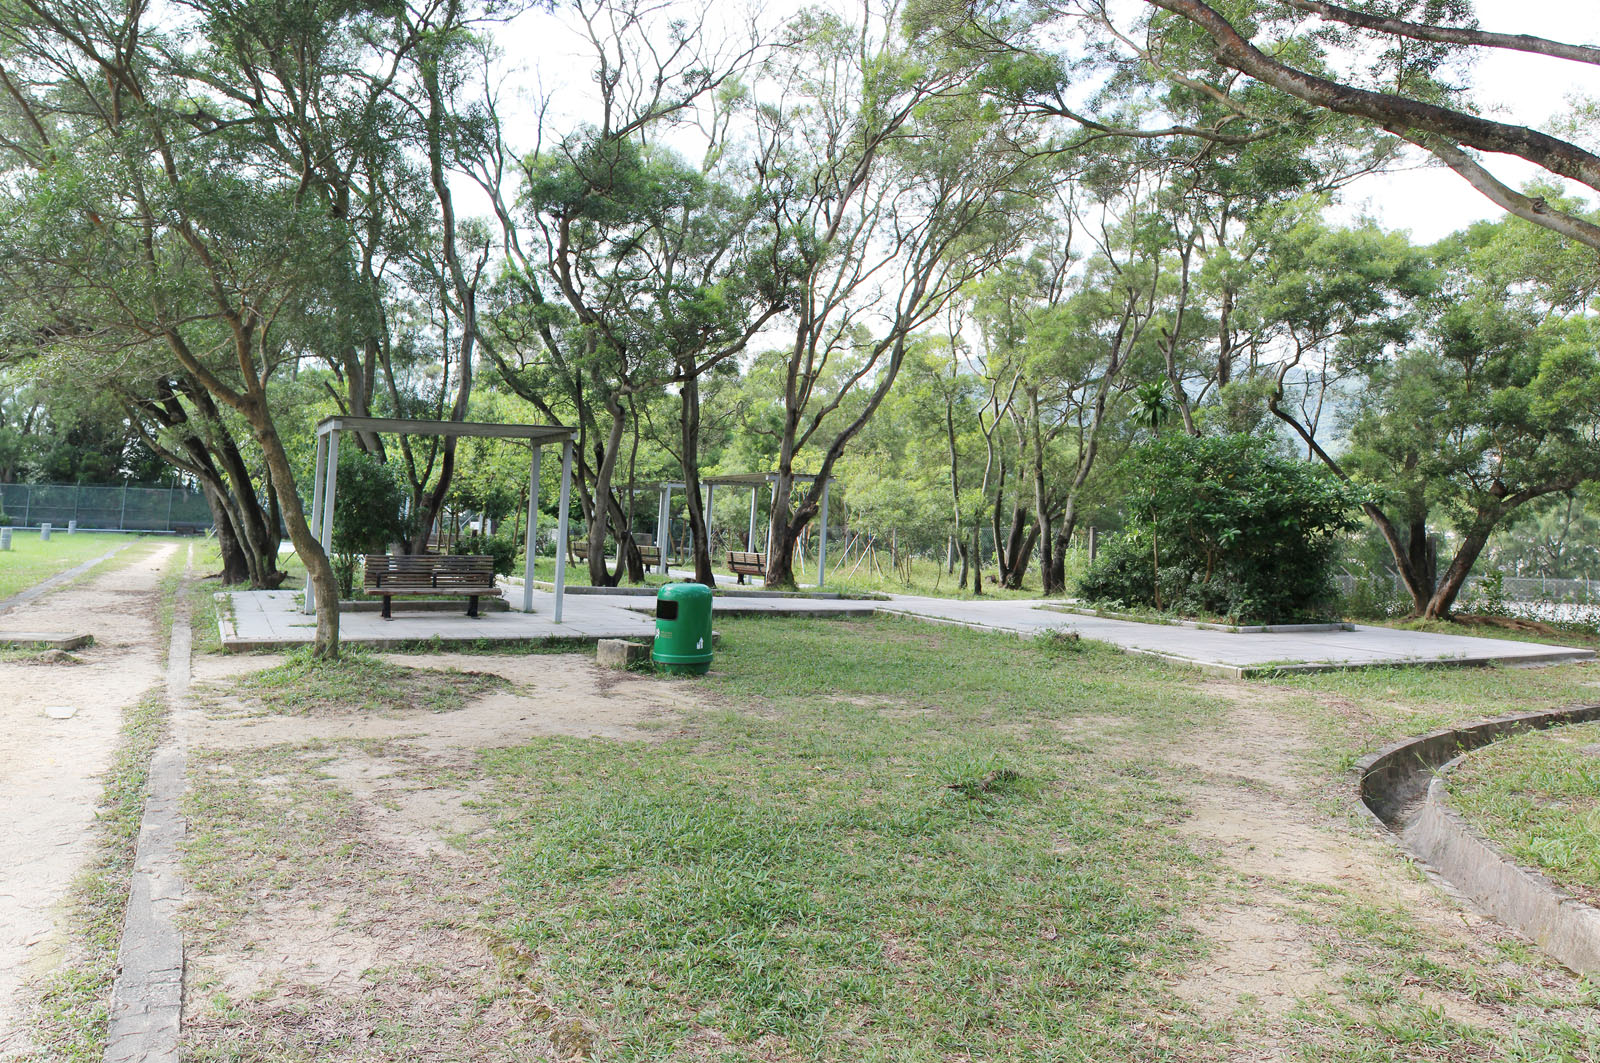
0 530 145 599
1265 660 1600 780
1446 721 1600 906
479 617 1219 1060
216 646 508 716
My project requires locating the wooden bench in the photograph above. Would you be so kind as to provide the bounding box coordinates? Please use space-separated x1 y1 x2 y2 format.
727 550 765 584
571 541 661 568
362 554 501 620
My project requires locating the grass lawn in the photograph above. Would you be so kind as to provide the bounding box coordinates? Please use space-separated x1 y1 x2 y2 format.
1445 721 1600 907
0 530 142 599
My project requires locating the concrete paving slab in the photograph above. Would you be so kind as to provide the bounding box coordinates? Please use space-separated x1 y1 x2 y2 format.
0 631 93 650
221 586 1592 675
220 589 657 652
875 597 1594 676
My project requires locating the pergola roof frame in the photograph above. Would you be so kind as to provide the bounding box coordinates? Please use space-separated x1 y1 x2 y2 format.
304 415 577 622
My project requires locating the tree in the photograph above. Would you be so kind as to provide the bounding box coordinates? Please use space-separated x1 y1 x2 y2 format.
1118 0 1600 250
749 5 1045 589
1337 218 1600 616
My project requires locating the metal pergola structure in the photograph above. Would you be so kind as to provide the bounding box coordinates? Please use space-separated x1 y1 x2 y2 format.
304 416 576 621
702 472 830 587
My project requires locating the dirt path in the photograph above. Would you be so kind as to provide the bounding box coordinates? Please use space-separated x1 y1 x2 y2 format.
1163 685 1541 1052
177 652 697 1060
0 542 175 1058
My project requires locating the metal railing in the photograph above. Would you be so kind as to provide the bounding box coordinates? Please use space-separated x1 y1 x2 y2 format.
0 482 213 533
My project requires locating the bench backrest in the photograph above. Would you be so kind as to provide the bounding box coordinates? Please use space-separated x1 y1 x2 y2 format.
363 554 497 590
728 551 765 568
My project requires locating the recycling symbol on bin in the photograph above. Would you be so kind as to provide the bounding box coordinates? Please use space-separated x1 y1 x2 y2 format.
696 637 704 649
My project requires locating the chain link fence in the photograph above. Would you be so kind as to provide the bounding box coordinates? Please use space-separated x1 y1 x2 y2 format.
0 483 213 533
1336 572 1599 603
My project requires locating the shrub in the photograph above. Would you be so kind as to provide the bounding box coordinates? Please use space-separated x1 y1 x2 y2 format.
453 531 518 576
1077 433 1364 624
331 452 414 596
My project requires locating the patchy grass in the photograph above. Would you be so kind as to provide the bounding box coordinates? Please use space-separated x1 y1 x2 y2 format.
1446 722 1600 907
479 616 1225 1060
0 531 142 599
215 647 508 716
17 688 168 1062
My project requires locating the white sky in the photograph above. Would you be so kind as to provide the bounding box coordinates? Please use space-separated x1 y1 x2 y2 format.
485 0 1600 244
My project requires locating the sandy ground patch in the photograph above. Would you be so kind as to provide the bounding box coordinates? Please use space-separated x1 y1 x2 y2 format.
1163 692 1533 1042
187 652 695 757
0 543 176 1057
180 651 705 1060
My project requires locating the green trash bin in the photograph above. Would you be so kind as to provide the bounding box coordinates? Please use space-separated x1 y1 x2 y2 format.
652 582 713 675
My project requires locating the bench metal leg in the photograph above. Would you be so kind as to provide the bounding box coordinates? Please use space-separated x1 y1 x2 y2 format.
382 596 392 620
467 595 479 618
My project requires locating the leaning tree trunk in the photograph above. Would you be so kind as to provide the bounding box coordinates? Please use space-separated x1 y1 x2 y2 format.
249 406 340 658
201 484 250 584
1424 523 1494 619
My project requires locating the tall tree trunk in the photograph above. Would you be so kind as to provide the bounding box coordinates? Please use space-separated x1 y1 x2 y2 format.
679 373 715 586
1425 523 1492 619
202 483 250 584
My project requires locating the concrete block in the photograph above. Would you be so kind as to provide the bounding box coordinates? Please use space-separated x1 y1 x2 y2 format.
0 527 10 550
39 522 50 541
67 519 77 534
597 639 651 669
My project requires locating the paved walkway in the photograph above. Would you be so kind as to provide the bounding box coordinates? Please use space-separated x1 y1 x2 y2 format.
874 597 1593 676
222 589 658 651
220 587 1593 674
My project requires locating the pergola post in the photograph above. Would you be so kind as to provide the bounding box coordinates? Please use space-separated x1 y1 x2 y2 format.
554 440 573 623
765 479 776 556
704 482 715 567
816 477 830 589
747 488 759 551
655 484 670 574
304 432 328 614
522 445 542 612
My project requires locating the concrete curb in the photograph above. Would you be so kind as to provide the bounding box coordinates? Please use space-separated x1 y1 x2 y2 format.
1405 768 1600 975
1354 702 1600 976
1038 604 1353 633
104 550 192 1063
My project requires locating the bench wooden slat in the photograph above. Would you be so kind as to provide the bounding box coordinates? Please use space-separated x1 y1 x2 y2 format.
362 555 501 619
727 550 765 584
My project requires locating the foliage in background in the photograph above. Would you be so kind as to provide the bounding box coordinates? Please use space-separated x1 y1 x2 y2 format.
451 531 518 576
331 453 413 596
1078 433 1363 623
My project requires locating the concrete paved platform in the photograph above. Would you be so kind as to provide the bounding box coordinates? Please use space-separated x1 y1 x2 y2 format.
219 586 1593 676
875 597 1594 677
220 590 656 652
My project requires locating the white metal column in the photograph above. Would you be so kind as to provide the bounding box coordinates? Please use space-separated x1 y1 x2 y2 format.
319 430 341 551
553 441 573 623
816 478 830 589
522 446 542 612
747 487 758 550
655 485 670 574
304 433 328 614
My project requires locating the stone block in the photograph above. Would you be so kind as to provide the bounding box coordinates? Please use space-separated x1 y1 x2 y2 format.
597 639 651 669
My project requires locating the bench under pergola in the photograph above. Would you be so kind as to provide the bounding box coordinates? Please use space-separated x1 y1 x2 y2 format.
302 415 576 621
701 472 831 587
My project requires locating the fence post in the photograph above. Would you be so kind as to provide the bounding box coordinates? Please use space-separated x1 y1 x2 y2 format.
21 485 29 528
165 487 175 532
118 482 128 532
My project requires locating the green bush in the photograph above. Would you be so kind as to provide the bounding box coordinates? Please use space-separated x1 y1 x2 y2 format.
1077 433 1364 624
332 452 414 596
453 531 518 576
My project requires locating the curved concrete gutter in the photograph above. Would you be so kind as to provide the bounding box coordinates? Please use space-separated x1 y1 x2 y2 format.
1355 703 1600 975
